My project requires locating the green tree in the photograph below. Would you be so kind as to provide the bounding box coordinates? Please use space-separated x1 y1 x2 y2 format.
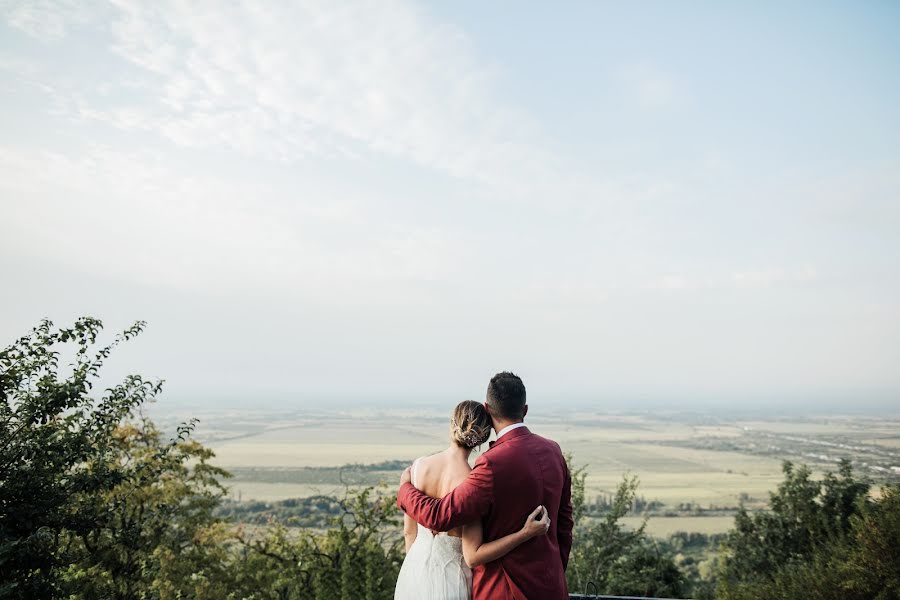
1 318 158 597
0 318 230 599
714 462 900 600
565 452 587 527
716 484 900 600
566 465 684 598
841 483 900 599
59 417 232 599
229 486 404 600
718 460 869 587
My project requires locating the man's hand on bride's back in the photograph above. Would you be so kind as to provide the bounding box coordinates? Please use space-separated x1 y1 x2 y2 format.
521 505 551 539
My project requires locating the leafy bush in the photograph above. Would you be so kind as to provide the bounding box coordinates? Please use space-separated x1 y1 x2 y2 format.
0 318 174 597
719 459 869 586
565 458 684 598
0 318 402 600
716 461 900 600
230 487 403 600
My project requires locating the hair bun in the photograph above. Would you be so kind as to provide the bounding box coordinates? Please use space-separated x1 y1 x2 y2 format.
450 401 492 449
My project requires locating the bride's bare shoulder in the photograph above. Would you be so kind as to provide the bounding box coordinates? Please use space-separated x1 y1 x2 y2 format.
413 451 444 471
412 451 472 494
411 452 443 482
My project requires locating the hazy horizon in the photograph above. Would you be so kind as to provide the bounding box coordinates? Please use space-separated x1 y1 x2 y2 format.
144 388 900 415
2 1 899 409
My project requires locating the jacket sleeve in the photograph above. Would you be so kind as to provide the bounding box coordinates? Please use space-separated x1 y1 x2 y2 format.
397 454 493 532
557 456 574 570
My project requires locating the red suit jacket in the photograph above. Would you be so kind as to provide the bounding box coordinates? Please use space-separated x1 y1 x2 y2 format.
397 426 573 600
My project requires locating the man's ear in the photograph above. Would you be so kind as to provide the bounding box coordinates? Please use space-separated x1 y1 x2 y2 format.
522 404 528 419
483 402 493 417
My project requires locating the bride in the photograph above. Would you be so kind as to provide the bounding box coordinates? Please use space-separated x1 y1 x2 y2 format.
394 400 550 600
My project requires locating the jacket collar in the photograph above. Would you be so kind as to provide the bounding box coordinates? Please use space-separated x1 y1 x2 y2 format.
488 425 530 449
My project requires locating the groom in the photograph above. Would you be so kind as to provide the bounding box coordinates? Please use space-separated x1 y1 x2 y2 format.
398 372 573 600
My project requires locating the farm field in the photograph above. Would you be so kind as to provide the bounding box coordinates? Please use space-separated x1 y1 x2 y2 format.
203 412 782 504
620 516 736 538
870 437 900 449
148 405 899 536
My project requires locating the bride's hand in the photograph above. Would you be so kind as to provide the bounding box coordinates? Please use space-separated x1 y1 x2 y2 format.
521 505 551 539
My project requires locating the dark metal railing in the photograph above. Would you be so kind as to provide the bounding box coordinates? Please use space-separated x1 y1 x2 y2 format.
569 594 674 600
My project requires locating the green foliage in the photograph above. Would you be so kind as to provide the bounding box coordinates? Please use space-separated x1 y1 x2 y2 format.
841 483 900 599
565 452 587 526
59 417 232 599
659 532 726 600
565 463 684 598
719 459 869 587
0 318 403 600
0 318 166 597
216 495 344 527
715 462 900 600
226 487 403 600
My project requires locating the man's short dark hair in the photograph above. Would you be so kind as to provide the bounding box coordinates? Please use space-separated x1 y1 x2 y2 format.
486 371 526 420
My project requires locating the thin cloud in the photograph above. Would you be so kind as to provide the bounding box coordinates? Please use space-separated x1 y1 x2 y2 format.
2 2 898 402
13 0 551 186
1 0 92 42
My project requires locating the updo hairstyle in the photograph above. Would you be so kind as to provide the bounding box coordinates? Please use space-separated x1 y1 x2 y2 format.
450 400 492 449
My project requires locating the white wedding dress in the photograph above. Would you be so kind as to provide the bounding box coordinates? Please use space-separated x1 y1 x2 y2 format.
394 459 473 600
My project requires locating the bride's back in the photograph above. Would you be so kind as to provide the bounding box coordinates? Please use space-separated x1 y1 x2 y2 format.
413 452 472 537
395 401 490 600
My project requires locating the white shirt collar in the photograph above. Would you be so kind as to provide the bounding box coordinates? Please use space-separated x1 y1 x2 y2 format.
495 422 527 440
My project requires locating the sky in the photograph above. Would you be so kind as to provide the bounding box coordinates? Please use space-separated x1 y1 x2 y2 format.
1 1 899 410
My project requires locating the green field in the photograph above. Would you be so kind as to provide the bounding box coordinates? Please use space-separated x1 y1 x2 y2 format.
211 413 772 508
192 408 899 536
620 516 736 537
